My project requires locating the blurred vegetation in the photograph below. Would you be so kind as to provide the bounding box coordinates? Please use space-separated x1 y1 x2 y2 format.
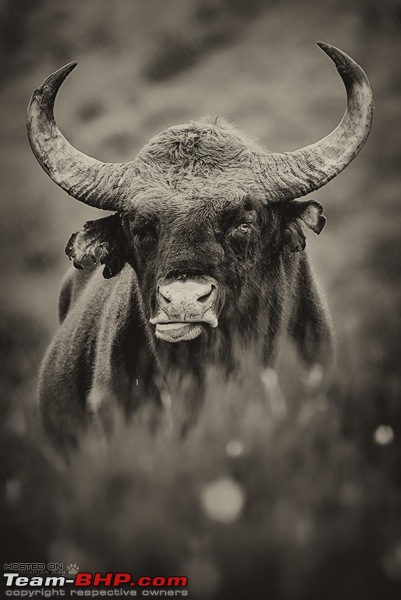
1 0 401 598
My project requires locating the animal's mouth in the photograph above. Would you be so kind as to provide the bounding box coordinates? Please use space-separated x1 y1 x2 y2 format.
154 322 206 343
150 276 220 342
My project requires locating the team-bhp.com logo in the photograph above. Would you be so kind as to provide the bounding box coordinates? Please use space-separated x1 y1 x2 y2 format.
4 571 188 597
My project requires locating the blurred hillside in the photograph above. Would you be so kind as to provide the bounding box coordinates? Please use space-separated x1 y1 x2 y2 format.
1 0 401 598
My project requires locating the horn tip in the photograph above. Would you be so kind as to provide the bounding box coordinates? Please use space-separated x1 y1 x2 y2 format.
41 61 78 90
316 41 344 65
65 61 78 71
316 41 372 93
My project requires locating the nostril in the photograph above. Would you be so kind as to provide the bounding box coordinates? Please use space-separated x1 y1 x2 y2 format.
197 284 216 304
158 287 171 304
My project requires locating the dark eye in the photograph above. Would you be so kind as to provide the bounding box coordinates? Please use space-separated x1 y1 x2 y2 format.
237 223 251 234
134 219 158 240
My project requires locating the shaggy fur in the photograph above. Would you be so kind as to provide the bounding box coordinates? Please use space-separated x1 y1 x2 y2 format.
39 118 333 447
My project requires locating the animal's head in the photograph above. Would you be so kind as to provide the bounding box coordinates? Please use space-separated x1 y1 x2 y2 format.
27 42 373 344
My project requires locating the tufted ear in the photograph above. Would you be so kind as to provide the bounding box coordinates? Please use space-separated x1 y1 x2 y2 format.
282 200 326 252
65 214 125 279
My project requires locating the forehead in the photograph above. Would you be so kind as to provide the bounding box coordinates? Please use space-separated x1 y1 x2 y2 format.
130 184 265 219
118 118 267 213
137 119 256 176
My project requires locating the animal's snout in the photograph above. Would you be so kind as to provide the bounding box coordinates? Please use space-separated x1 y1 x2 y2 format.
150 277 220 341
157 279 217 319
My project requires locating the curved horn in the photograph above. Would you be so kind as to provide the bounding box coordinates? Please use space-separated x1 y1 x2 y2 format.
257 42 374 201
27 63 128 210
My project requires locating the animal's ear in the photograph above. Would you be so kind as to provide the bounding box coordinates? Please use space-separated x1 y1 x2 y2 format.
65 214 125 279
282 200 326 252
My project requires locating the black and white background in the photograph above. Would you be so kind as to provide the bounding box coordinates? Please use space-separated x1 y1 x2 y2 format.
1 0 401 598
